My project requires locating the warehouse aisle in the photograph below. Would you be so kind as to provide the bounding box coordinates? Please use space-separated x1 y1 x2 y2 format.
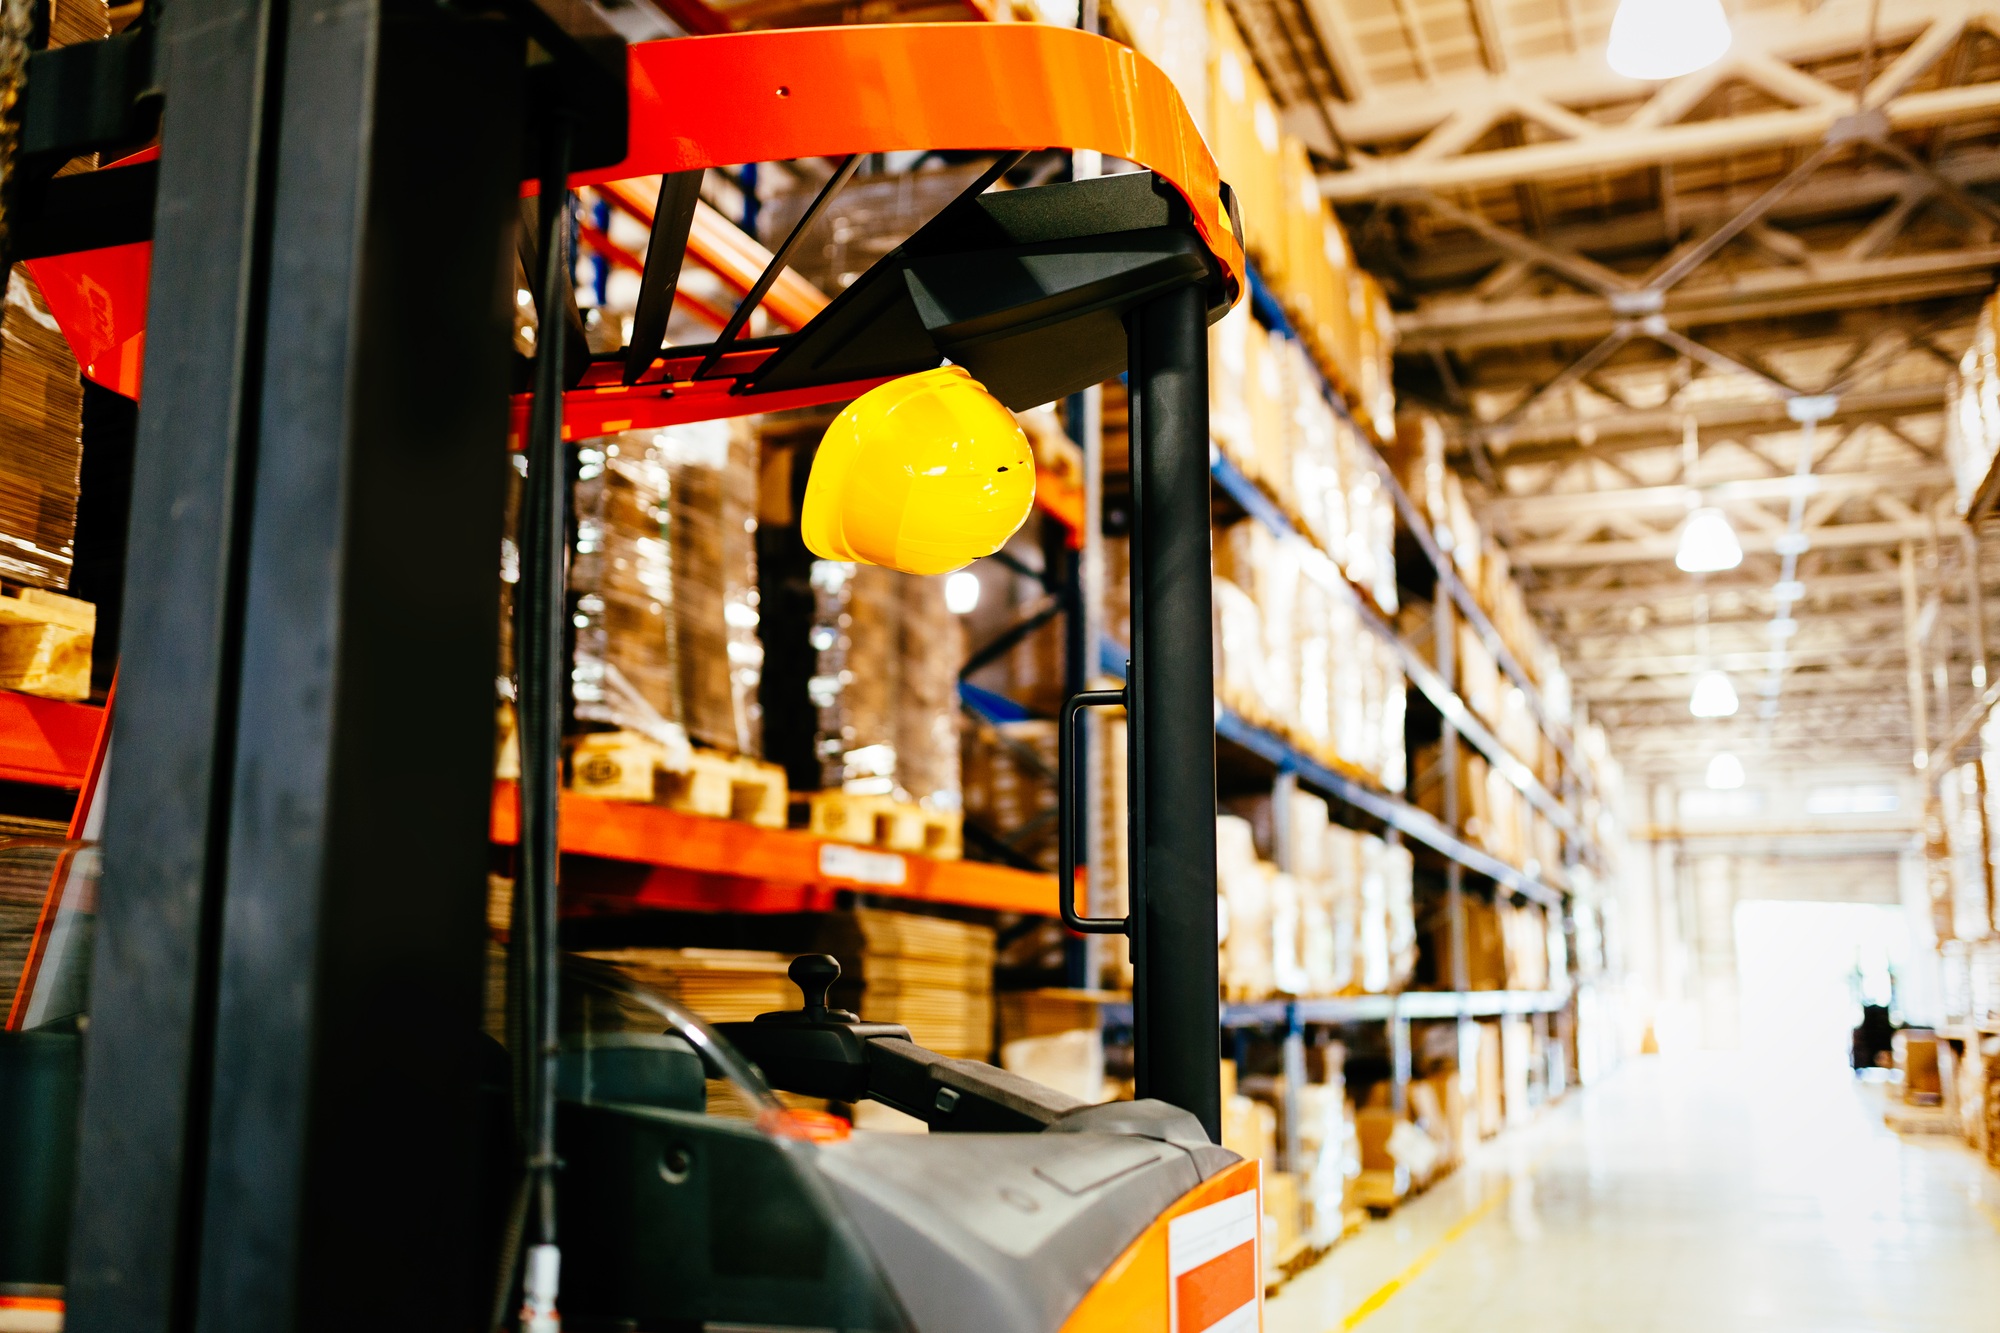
1265 1056 2000 1332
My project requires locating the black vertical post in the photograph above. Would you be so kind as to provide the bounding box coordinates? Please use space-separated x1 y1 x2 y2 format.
65 0 282 1320
1127 282 1220 1142
66 2 525 1328
186 6 525 1328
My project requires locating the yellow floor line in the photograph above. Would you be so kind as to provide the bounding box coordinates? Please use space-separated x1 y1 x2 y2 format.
1335 1179 1512 1330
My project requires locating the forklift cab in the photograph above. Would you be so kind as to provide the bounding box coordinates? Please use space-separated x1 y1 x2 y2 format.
2 15 1250 1333
549 955 1251 1332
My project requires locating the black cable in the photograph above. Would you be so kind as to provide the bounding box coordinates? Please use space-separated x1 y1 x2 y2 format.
506 113 574 1331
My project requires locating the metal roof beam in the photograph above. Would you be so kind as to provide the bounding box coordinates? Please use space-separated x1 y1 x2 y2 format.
1462 383 1953 461
1312 0 1964 146
1487 465 1953 525
1509 516 1950 567
1319 7 1988 199
1393 149 2000 289
1399 247 2000 350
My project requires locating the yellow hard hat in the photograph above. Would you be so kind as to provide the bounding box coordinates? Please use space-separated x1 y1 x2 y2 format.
802 365 1037 576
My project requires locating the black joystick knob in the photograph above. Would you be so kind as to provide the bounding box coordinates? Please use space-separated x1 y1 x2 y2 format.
788 954 852 1021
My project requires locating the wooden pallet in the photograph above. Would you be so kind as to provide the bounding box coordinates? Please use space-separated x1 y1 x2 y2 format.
806 790 963 860
0 586 93 702
570 730 787 828
1266 1237 1330 1294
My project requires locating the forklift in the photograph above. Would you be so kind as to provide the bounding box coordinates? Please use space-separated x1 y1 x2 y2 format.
0 7 1253 1330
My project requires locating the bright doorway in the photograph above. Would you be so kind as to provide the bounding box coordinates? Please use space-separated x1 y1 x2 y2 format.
1734 901 1912 1072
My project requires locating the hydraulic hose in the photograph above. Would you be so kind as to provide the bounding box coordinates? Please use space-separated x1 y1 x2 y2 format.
506 112 574 1333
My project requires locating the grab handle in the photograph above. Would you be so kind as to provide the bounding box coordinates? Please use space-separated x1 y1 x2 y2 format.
1058 688 1130 935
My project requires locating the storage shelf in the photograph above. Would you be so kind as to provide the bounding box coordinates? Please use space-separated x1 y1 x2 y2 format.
1241 262 1598 813
1096 987 1571 1030
1089 644 1565 906
1210 450 1581 843
1213 705 1565 908
0 690 102 788
491 781 1057 917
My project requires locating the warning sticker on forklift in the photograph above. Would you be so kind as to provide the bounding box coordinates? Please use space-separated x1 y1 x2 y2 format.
1167 1188 1260 1333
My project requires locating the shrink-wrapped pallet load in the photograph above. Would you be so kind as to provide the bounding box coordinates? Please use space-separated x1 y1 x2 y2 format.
0 272 85 593
667 418 763 756
569 418 762 758
814 562 965 808
571 432 684 748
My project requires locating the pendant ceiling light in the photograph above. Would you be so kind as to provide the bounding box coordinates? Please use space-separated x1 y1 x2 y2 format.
1689 669 1739 718
1676 507 1743 573
1706 752 1746 791
1607 0 1733 81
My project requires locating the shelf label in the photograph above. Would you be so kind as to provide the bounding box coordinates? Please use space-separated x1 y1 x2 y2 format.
1168 1186 1260 1333
818 842 907 887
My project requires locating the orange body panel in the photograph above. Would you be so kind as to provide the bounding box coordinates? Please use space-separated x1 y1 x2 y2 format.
1061 1157 1262 1332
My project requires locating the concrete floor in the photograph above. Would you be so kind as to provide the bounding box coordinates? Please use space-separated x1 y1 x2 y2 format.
1266 1054 2000 1332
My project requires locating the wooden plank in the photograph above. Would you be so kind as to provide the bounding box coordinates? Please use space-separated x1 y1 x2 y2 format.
491 782 1055 916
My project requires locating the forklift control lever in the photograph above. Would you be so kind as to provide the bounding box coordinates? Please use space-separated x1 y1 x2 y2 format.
784 953 856 1023
716 955 1089 1131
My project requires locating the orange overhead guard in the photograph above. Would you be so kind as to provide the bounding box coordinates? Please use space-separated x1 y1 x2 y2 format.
28 23 1240 441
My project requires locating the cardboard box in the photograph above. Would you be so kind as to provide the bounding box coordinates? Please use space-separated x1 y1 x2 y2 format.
1476 1022 1504 1138
1502 1017 1533 1128
1899 1030 1945 1107
1264 1170 1302 1265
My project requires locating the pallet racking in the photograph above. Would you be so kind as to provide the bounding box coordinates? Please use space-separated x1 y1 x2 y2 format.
0 693 101 790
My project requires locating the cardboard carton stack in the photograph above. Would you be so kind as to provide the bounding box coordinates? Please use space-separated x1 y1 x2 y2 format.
961 718 1059 872
1211 305 1399 617
667 418 764 757
1221 1057 1357 1274
1213 516 1406 792
577 947 800 1026
1393 414 1624 814
0 273 85 594
1217 801 1415 1002
1412 741 1557 880
1938 758 1995 943
567 418 764 758
998 990 1107 1104
1196 7 1396 441
0 820 66 1007
810 561 966 812
819 907 996 1061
